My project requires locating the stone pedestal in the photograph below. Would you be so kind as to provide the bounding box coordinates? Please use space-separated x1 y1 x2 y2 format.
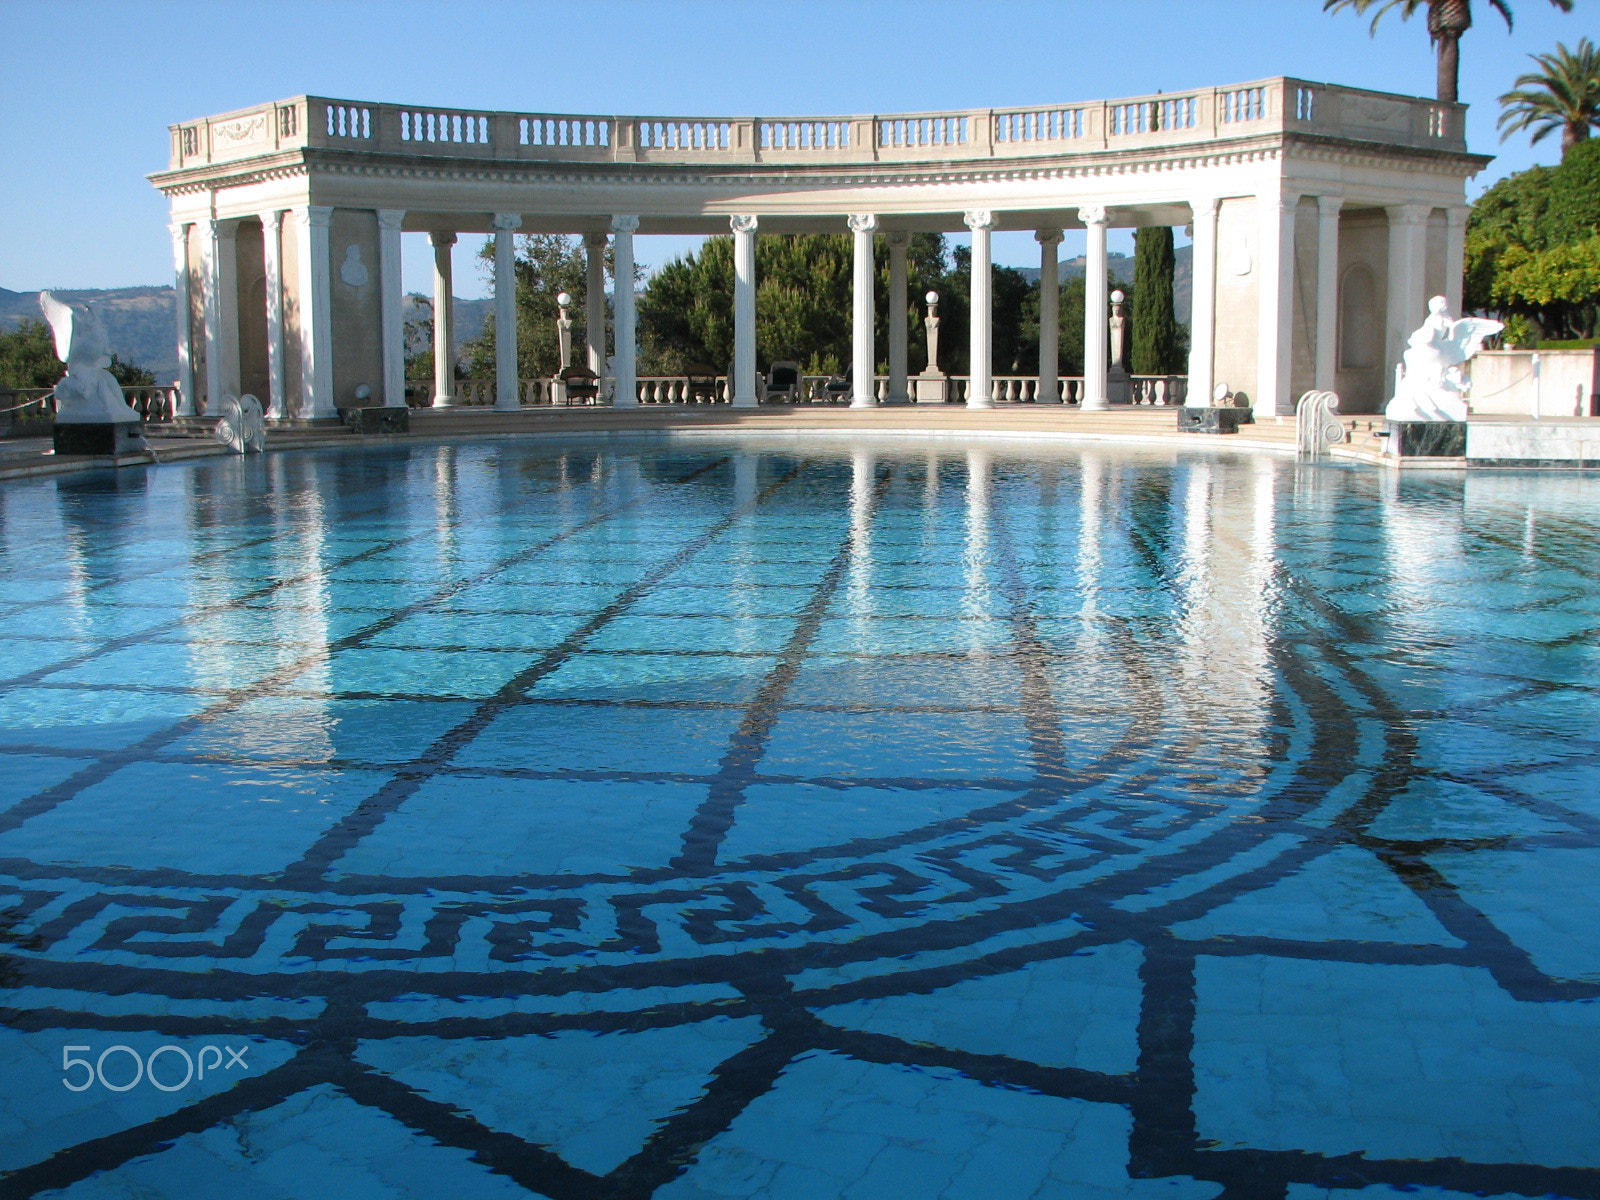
341 406 410 434
1386 420 1466 457
1177 406 1246 435
915 372 949 404
53 421 147 456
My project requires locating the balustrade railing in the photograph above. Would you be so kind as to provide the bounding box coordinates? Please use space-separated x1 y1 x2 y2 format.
166 78 1463 171
401 374 1191 410
0 385 182 429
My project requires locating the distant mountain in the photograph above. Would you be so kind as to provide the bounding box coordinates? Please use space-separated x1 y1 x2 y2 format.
0 286 180 382
1013 244 1192 323
0 286 494 385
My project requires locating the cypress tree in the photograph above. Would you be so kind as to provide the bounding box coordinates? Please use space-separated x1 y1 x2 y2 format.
1131 226 1182 375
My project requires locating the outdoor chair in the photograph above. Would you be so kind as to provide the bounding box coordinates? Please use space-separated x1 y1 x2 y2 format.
683 363 720 403
823 366 853 403
765 361 802 404
558 365 601 405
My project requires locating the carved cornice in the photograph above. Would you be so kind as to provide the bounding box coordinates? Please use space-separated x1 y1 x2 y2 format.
148 132 1490 209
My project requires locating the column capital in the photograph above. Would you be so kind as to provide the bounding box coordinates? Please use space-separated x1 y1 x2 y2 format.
1260 193 1302 217
377 209 406 231
1034 228 1064 246
491 212 523 233
1316 195 1345 218
963 209 996 232
1189 198 1218 221
885 230 910 248
1076 205 1108 227
848 213 879 234
298 206 334 229
1386 203 1431 226
584 232 608 247
610 214 640 235
208 217 240 242
729 214 759 234
1444 205 1471 229
428 230 457 248
262 210 285 230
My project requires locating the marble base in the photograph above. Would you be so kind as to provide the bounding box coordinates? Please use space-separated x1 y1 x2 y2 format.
342 406 411 434
52 421 146 456
1387 420 1466 457
1177 406 1246 435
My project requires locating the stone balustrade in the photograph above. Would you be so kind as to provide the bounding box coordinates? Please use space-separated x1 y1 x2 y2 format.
167 78 1463 171
399 374 1188 409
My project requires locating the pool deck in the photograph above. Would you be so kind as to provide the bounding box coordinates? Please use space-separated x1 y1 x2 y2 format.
2 405 1598 481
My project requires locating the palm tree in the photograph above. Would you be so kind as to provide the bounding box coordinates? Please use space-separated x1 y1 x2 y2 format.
1498 38 1600 155
1323 0 1576 104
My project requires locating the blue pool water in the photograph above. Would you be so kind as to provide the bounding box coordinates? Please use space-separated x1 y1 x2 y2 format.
2 438 1599 1199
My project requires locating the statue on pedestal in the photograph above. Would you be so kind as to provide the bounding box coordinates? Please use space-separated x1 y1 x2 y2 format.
39 292 140 425
1384 296 1503 422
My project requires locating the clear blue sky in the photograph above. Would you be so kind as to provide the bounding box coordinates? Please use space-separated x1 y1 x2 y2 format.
0 0 1584 299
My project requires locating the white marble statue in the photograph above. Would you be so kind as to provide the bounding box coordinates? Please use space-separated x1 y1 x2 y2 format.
38 291 140 425
1384 296 1503 422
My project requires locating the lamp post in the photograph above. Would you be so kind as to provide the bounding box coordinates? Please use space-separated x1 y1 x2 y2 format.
555 291 572 404
916 290 947 404
1107 288 1131 404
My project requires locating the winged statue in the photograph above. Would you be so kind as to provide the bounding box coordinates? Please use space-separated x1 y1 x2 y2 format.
1384 296 1504 423
38 291 140 425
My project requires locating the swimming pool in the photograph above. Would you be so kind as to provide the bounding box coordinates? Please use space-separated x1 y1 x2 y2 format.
2 438 1599 1199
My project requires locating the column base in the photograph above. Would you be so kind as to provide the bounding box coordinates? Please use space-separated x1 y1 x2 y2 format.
849 397 877 409
732 395 759 410
1080 399 1109 412
431 396 458 408
966 399 993 410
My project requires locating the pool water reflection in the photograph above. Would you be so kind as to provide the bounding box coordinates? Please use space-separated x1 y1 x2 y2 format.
1 439 1599 1198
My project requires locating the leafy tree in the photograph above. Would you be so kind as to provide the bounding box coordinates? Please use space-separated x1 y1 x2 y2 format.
1131 227 1184 374
460 234 621 380
1323 0 1575 104
1466 138 1600 337
638 232 949 376
1499 38 1600 156
0 319 153 389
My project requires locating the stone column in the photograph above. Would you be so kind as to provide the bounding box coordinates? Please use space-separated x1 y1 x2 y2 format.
1255 193 1298 417
1385 203 1431 384
1035 228 1064 403
429 232 457 407
1079 206 1110 410
294 206 336 419
886 232 910 403
611 215 639 407
584 232 607 374
965 209 996 409
1186 198 1218 406
848 213 879 408
263 211 287 418
732 214 759 408
202 216 241 411
1314 196 1343 393
169 223 197 417
1444 205 1469 315
492 212 522 411
378 209 406 407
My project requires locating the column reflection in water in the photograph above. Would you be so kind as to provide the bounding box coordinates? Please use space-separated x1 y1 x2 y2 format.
844 449 877 643
962 449 992 620
1148 455 1281 760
